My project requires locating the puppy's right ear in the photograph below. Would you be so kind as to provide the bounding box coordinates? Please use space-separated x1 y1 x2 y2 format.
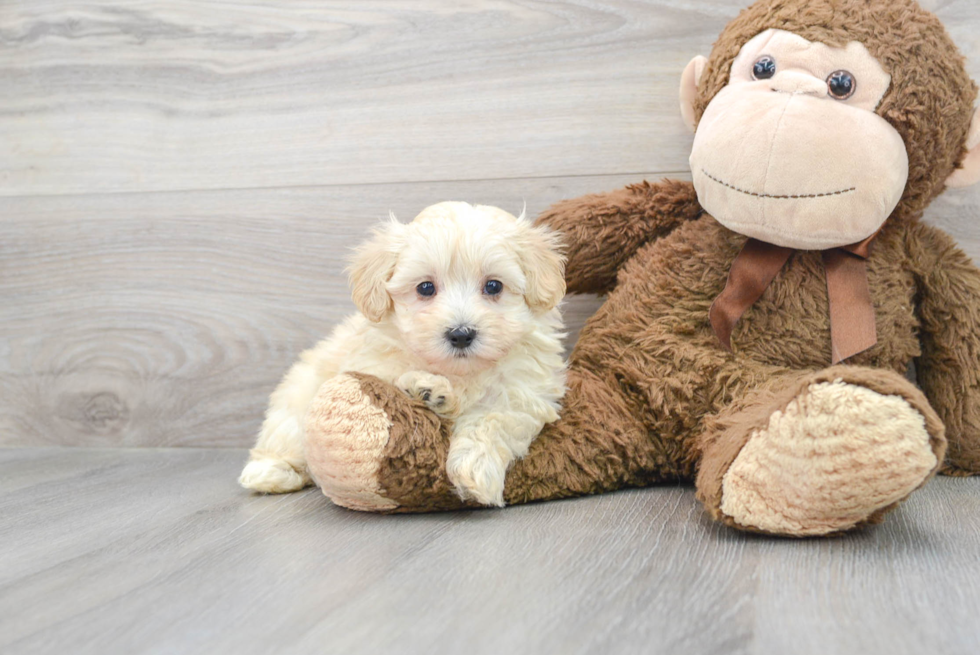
348 218 403 322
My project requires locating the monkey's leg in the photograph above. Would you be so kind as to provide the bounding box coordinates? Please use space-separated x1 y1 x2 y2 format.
304 367 666 513
695 366 947 536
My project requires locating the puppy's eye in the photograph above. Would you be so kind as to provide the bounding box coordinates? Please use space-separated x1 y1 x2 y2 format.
416 281 436 297
483 280 503 296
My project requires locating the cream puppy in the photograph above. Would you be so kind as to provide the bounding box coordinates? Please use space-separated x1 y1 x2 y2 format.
239 201 567 506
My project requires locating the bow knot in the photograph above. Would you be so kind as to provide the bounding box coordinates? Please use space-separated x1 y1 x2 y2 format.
709 238 877 364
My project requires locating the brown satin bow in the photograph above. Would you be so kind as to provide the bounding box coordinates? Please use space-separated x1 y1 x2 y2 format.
709 236 877 364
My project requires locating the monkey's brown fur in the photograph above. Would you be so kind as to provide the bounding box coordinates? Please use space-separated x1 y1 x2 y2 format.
305 0 980 535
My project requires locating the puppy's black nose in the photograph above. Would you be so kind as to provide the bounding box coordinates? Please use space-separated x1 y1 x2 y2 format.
446 326 477 350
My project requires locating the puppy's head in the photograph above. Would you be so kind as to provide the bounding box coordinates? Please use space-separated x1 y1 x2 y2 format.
348 201 565 375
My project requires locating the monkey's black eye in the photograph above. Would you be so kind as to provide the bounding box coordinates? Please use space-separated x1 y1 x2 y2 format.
752 56 776 80
827 70 856 100
416 281 436 297
483 279 503 296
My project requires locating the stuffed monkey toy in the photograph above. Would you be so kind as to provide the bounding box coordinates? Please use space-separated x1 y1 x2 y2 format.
300 0 980 536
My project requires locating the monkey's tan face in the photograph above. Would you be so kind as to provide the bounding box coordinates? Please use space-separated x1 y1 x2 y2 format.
689 29 909 250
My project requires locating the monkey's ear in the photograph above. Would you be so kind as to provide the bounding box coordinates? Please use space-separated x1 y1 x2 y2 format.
680 55 708 133
947 107 980 189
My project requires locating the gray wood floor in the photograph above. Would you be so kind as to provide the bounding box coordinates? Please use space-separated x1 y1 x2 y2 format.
3 2 980 654
1 449 979 655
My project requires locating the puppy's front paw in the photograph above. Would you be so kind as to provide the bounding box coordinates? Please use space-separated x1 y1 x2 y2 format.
396 371 459 417
446 437 508 507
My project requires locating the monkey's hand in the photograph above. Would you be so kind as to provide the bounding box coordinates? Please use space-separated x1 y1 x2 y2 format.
912 224 980 476
534 179 702 295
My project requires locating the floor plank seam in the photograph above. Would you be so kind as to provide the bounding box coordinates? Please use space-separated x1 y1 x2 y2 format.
0 171 693 202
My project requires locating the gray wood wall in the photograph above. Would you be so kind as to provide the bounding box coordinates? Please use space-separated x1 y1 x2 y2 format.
3 0 980 448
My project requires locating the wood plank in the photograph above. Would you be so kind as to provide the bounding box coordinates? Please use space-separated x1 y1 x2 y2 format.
0 174 628 447
0 448 978 655
2 175 979 448
2 0 978 196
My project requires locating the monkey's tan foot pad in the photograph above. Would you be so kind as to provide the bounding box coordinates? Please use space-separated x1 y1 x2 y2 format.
304 373 467 513
717 381 940 536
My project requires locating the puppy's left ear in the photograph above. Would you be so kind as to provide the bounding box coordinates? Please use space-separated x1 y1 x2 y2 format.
348 219 403 322
513 220 566 312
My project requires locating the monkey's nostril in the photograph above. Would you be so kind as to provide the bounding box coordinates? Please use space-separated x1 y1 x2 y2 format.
446 327 477 350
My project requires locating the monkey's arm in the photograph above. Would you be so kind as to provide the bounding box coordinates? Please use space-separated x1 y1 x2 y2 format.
535 179 702 295
910 223 980 475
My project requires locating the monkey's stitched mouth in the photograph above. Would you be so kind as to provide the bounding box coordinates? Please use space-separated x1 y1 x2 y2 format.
701 168 856 199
